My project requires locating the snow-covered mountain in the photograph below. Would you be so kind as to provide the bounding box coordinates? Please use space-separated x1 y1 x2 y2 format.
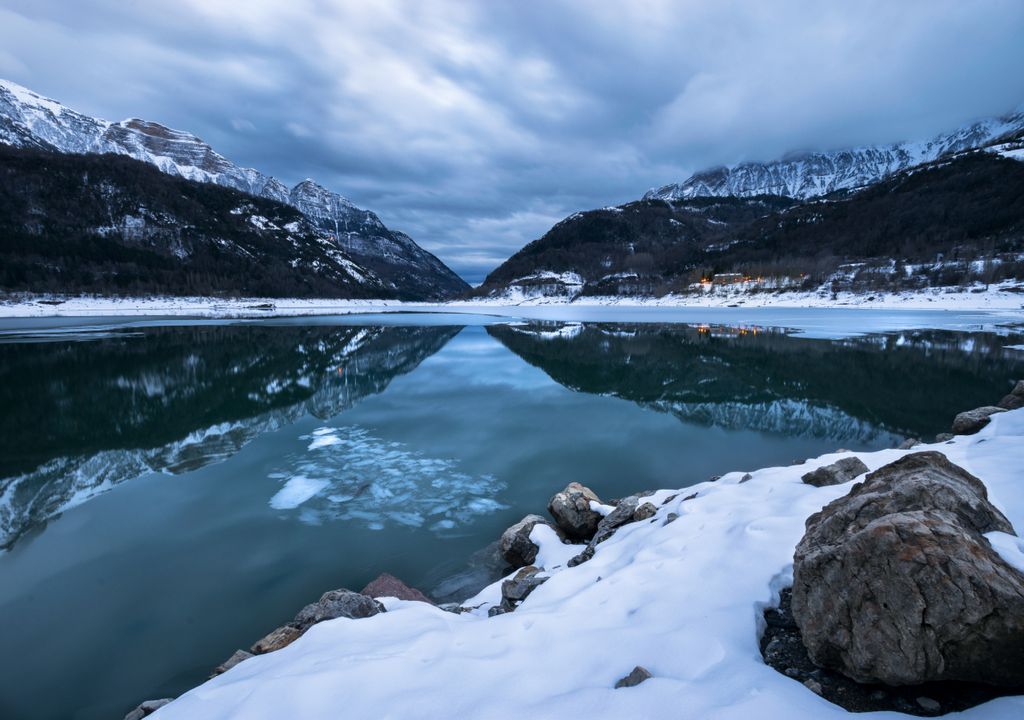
0 78 468 299
645 106 1024 200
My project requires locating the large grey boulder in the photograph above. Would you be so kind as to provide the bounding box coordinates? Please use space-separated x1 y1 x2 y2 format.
294 589 385 630
548 482 603 541
499 514 560 568
951 406 1006 435
360 573 433 604
801 456 869 487
792 452 1024 686
998 380 1024 411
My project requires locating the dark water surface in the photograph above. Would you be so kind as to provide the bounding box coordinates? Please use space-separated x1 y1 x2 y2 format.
0 316 1021 720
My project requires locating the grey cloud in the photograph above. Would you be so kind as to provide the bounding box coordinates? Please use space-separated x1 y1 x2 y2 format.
1 0 1023 281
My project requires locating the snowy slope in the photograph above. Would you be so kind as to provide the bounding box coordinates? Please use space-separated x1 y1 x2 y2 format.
0 79 468 299
646 107 1024 200
155 410 1024 719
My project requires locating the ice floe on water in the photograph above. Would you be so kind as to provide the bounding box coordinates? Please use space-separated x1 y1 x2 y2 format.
267 425 506 532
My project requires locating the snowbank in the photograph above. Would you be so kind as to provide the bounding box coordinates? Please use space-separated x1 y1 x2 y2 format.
155 410 1024 720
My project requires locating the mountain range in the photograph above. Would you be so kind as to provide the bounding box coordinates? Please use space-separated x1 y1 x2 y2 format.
478 106 1024 300
645 106 1024 201
0 79 467 299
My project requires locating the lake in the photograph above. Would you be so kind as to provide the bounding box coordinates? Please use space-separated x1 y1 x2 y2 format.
0 313 1022 720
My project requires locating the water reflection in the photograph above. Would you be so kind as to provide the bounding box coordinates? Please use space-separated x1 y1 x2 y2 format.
0 324 460 549
488 321 1024 443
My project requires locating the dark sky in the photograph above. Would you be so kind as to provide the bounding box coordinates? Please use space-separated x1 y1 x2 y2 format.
2 1 1023 282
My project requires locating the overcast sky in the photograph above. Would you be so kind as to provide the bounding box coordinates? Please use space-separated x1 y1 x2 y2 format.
2 1 1023 282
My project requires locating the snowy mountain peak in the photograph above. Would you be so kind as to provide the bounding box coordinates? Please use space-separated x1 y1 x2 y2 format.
0 77 470 299
645 106 1024 201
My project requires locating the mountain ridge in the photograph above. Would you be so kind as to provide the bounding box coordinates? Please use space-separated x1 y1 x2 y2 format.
645 105 1024 201
0 78 468 299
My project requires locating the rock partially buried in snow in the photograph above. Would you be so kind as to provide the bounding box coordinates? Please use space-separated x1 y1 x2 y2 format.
800 456 868 487
614 666 653 689
251 624 304 654
951 406 1006 435
252 588 385 655
293 589 385 630
211 649 253 677
499 514 561 568
360 573 433 604
998 380 1024 411
501 565 548 604
567 493 658 567
792 451 1024 686
123 698 173 720
547 482 603 541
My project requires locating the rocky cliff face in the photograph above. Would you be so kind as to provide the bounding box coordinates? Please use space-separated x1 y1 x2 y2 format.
0 78 468 299
646 107 1024 201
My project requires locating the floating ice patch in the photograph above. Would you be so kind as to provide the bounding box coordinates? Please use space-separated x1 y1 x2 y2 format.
268 426 506 532
269 475 330 510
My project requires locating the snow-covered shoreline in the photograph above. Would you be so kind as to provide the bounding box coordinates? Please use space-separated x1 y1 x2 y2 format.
1 281 1022 320
153 407 1024 720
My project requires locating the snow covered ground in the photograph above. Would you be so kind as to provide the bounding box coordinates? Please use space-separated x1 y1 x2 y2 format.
1 280 1022 320
155 409 1024 720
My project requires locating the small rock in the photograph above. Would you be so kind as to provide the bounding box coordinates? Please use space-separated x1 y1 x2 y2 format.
661 494 678 505
501 566 548 605
935 432 954 442
499 514 558 568
916 697 941 713
800 456 869 487
951 406 1006 435
211 649 253 677
663 513 679 526
802 679 824 696
360 572 433 604
739 473 753 483
681 491 698 501
548 482 603 540
124 698 174 720
614 665 652 689
487 605 509 617
293 589 384 631
898 438 920 449
632 502 657 521
250 624 304 654
567 545 595 567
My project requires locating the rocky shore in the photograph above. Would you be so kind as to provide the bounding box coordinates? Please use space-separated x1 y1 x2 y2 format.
128 380 1024 719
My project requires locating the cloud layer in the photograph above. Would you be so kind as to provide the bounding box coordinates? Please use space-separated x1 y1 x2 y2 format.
2 0 1023 281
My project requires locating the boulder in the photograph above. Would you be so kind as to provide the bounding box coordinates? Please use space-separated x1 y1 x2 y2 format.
614 666 653 689
499 514 557 568
801 456 869 487
293 589 385 630
898 438 920 450
951 406 1006 435
935 432 954 442
360 573 433 604
998 380 1024 411
792 452 1024 686
211 649 253 677
124 699 173 720
251 624 304 654
548 482 604 540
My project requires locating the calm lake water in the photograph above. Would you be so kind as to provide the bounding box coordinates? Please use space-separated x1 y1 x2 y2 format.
0 314 1022 720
